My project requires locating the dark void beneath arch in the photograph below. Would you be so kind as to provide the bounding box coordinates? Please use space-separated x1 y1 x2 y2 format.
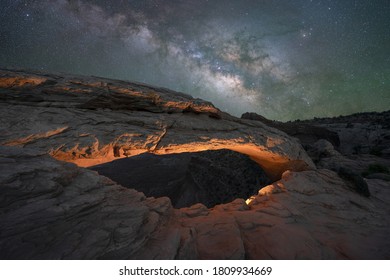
90 149 271 208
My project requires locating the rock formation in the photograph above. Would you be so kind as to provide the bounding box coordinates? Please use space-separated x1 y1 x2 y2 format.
241 112 390 187
298 111 390 156
1 69 389 259
1 146 389 259
90 149 271 208
0 69 314 180
241 112 340 148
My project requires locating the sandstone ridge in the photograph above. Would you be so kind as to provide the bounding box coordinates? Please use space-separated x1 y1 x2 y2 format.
1 146 388 259
1 69 389 259
0 69 314 180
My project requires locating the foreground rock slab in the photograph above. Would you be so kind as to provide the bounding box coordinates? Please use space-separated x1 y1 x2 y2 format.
0 147 176 259
1 147 389 259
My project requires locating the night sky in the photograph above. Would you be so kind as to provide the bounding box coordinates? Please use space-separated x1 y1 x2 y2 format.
1 0 389 121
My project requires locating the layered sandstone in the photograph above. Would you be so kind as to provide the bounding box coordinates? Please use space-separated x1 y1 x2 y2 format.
0 69 314 180
1 147 388 259
1 69 389 259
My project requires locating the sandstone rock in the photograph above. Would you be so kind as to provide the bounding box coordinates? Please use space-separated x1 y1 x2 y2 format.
0 69 314 180
180 203 209 218
295 111 390 156
1 69 389 260
249 110 390 191
308 139 341 159
241 112 340 148
176 169 390 259
239 169 390 259
365 173 390 181
0 146 175 259
1 127 389 260
90 149 271 208
337 167 370 197
242 112 390 183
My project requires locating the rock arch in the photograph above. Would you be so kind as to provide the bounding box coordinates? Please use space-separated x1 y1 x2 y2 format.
0 69 314 180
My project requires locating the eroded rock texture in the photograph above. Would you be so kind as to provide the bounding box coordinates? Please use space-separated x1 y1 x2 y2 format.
1 69 389 259
241 112 340 148
0 147 175 259
90 150 271 208
0 69 314 180
241 112 390 196
1 147 389 259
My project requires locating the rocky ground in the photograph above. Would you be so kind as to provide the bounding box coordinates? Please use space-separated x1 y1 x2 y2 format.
1 69 389 259
242 111 390 183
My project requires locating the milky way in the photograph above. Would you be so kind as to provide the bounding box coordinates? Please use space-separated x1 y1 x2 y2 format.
1 0 389 120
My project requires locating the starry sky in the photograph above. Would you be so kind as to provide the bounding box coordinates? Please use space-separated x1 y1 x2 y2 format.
1 0 389 121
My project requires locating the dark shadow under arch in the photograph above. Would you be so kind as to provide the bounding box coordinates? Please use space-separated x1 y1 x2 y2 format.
90 149 272 208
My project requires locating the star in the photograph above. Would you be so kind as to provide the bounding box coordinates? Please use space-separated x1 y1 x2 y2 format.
0 0 388 121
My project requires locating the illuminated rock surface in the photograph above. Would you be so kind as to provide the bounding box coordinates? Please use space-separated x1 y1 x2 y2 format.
89 149 271 208
0 69 314 181
1 147 389 259
0 69 389 259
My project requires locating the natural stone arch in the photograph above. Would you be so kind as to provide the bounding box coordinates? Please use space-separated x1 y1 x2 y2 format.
61 135 313 181
0 69 314 181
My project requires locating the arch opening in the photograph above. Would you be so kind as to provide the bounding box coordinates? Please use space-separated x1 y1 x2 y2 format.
89 149 272 208
70 142 312 182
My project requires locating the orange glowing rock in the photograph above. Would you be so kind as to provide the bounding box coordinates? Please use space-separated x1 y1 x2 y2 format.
0 68 314 181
